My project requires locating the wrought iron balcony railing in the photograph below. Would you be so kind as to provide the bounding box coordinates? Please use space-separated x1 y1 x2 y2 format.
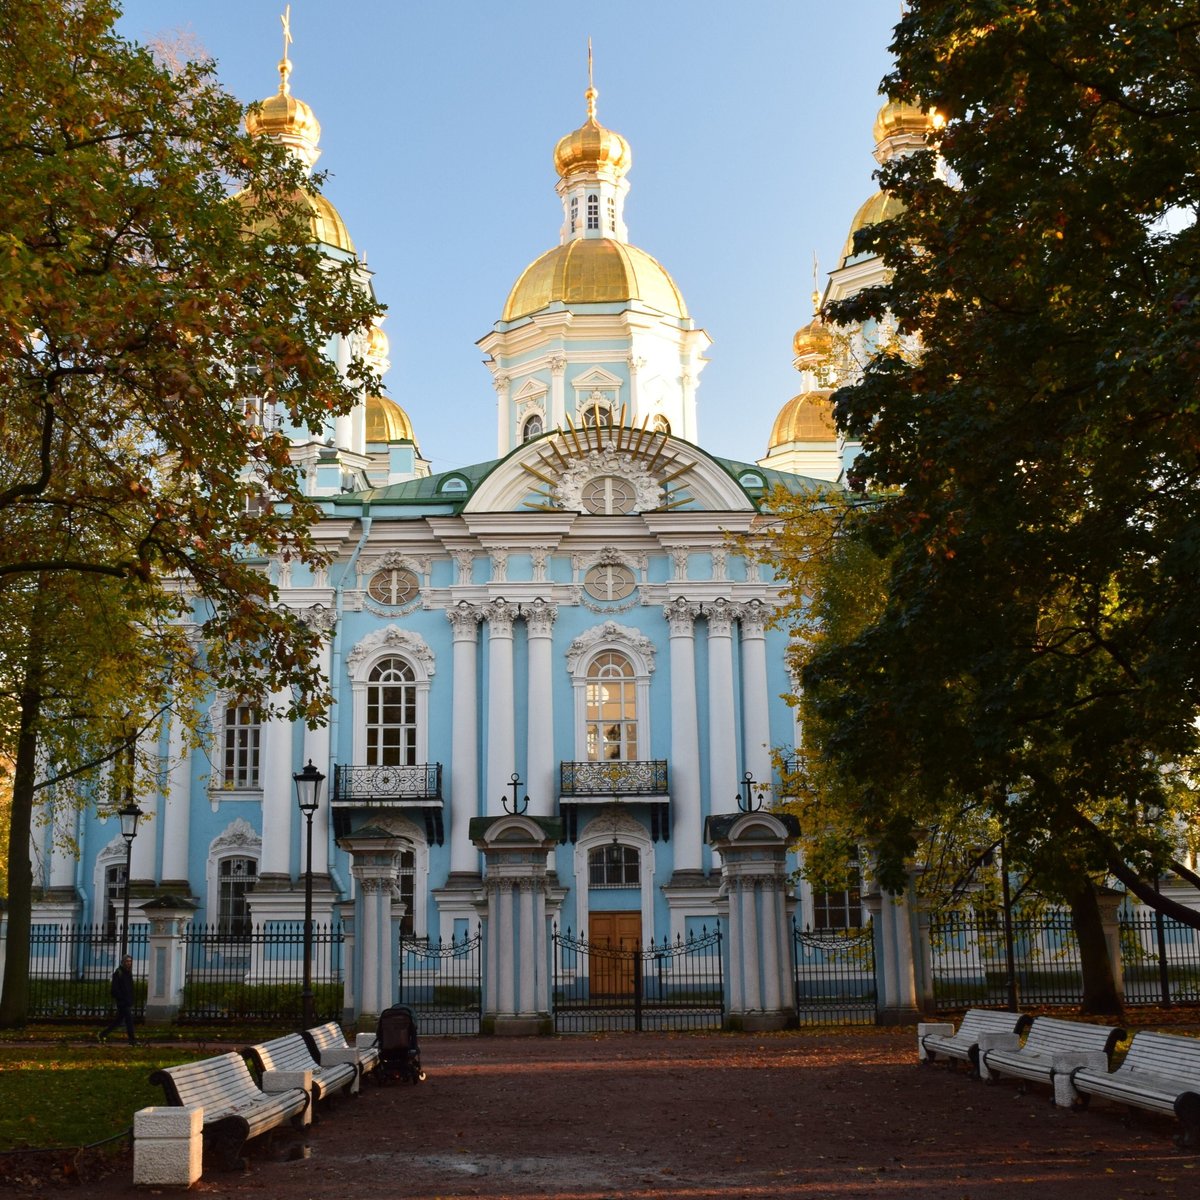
331 763 444 843
559 759 668 797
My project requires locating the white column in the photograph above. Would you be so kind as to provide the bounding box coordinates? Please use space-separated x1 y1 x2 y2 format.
47 802 76 891
484 600 518 815
524 599 557 817
485 880 500 1013
359 880 380 1015
664 599 702 872
761 878 782 1011
129 730 159 885
727 883 744 1014
447 603 482 874
258 689 295 884
741 878 761 1010
301 606 337 877
494 374 511 455
499 882 516 1015
535 880 550 1013
738 601 772 794
334 336 354 450
705 599 739 827
518 879 536 1015
160 709 191 889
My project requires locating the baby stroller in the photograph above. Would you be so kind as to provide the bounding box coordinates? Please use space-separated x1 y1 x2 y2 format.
374 1004 425 1084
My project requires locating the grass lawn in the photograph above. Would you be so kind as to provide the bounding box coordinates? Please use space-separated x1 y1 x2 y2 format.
0 1027 293 1152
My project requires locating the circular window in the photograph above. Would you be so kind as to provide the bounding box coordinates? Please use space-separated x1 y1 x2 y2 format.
584 563 637 602
367 567 420 606
581 475 637 515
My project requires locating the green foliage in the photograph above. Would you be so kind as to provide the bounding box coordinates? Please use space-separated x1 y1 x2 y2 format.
799 0 1200 930
177 980 343 1022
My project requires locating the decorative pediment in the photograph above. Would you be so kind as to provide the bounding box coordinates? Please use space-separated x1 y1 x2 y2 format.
210 817 262 856
566 621 656 673
346 625 436 677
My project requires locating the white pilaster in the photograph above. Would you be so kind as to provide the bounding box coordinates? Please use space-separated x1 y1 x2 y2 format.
705 599 738 827
549 356 566 430
738 601 772 794
447 603 483 874
160 710 191 889
130 730 159 885
524 599 557 817
664 599 702 872
518 879 536 1016
258 690 294 882
484 600 518 814
301 605 337 876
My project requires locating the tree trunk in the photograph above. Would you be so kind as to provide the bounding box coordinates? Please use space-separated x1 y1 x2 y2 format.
1062 876 1122 1017
0 676 42 1028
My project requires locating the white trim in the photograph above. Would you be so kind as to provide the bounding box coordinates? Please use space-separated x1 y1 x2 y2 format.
204 818 261 929
346 626 436 766
573 810 656 940
567 624 654 761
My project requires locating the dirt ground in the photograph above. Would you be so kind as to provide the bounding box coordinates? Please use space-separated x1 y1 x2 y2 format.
12 1027 1200 1199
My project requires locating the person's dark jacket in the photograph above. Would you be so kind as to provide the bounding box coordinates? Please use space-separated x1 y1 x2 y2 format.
111 964 134 1007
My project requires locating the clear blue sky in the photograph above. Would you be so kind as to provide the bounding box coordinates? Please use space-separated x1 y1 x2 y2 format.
115 1 901 474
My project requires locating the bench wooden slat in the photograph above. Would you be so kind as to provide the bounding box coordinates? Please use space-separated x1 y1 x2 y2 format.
981 1016 1124 1088
919 1008 1031 1072
243 1033 357 1103
304 1021 381 1076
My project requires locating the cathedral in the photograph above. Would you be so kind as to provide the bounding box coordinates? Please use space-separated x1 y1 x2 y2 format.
26 33 937 1026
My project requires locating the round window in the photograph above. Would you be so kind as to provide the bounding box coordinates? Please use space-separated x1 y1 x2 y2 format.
367 567 420 606
581 475 637 515
584 563 637 602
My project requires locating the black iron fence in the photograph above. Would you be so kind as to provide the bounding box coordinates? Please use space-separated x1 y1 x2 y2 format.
552 923 724 1033
177 921 344 1023
931 908 1200 1010
26 922 150 1021
792 919 877 1025
398 928 483 1035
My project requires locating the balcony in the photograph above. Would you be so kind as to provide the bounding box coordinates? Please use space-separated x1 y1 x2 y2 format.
558 760 670 843
331 763 444 843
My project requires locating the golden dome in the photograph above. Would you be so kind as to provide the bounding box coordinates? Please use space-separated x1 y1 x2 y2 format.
366 321 389 363
768 390 837 448
793 317 833 361
366 393 416 443
246 89 321 149
872 98 931 147
238 188 355 254
553 86 631 181
502 238 688 321
841 190 906 263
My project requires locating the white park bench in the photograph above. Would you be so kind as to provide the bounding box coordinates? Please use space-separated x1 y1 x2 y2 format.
978 1014 1124 1105
918 1007 1031 1074
1067 1030 1200 1148
243 1031 359 1111
303 1020 381 1085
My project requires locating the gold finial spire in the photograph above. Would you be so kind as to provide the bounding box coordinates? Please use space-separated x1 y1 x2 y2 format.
811 251 820 314
585 37 597 120
278 4 293 96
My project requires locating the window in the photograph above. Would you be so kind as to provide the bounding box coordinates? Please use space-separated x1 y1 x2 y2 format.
103 862 127 941
587 192 599 230
218 856 257 936
223 704 260 789
522 413 544 442
812 883 863 931
586 652 637 761
584 563 636 602
606 195 616 232
652 415 671 435
367 657 417 766
367 567 420 606
570 195 578 234
581 401 612 428
398 849 415 936
581 475 636 515
588 843 640 888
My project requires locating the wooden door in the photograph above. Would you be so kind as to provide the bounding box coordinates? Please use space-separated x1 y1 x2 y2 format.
589 911 641 997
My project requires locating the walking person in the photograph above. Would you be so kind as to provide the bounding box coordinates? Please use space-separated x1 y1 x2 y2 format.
98 954 138 1045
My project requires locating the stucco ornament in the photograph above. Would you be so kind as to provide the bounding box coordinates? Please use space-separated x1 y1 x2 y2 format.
553 448 663 514
346 625 436 677
210 817 261 855
566 621 656 673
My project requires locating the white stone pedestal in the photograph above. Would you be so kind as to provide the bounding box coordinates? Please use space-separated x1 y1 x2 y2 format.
133 1105 203 1187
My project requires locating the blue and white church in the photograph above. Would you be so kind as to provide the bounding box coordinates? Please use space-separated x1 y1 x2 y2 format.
26 43 934 1029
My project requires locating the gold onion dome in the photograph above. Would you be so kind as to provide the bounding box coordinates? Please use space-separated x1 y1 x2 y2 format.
236 188 355 254
366 393 416 443
793 316 833 361
768 390 837 447
503 238 687 321
872 97 931 146
245 86 321 150
366 321 389 364
553 85 631 181
841 190 906 263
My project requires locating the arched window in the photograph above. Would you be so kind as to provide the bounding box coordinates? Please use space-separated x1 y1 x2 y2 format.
588 843 640 888
398 848 415 936
103 862 126 941
367 657 417 766
522 413 544 442
606 195 616 232
570 195 579 234
652 415 671 435
586 192 599 230
580 475 636 515
217 856 257 936
222 704 260 789
586 652 638 761
581 401 611 428
584 563 636 602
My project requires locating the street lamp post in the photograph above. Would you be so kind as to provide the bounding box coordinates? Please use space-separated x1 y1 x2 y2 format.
293 760 325 1027
117 799 143 959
